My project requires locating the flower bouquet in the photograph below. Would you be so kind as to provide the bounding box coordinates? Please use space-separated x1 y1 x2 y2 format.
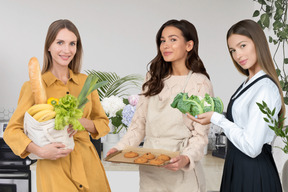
101 94 139 135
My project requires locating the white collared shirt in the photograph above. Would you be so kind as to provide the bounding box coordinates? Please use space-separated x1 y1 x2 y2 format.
211 70 282 158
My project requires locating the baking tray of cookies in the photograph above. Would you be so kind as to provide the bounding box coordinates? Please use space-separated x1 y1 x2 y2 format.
104 146 180 166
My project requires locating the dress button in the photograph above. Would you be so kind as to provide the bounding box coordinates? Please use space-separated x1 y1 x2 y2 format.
79 184 82 188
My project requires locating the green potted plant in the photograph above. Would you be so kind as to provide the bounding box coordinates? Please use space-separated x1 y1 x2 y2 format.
86 70 143 101
253 0 288 153
253 1 288 189
253 0 288 103
85 70 143 158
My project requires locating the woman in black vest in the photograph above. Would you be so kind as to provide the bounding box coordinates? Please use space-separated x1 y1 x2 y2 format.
188 19 284 192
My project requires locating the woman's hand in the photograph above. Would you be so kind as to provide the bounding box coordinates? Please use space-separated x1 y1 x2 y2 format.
39 143 72 160
186 111 214 125
163 155 190 171
78 118 97 134
67 125 77 137
106 148 118 157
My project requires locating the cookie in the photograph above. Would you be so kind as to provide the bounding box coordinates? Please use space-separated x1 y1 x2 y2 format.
157 154 171 162
124 151 139 158
141 152 155 160
134 157 148 164
149 158 165 166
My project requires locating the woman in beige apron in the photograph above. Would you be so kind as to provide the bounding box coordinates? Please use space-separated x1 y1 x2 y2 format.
107 19 213 192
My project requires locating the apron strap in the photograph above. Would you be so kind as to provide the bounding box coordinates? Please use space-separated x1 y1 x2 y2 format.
182 71 193 93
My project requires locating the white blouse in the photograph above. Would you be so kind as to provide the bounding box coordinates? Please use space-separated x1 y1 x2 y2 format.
211 70 282 158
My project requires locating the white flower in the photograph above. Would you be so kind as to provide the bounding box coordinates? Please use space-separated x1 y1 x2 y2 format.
101 96 125 117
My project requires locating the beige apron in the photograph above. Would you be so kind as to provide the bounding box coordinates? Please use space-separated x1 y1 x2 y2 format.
139 72 206 192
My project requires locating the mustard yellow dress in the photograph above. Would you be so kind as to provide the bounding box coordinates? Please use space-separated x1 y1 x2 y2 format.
3 70 111 192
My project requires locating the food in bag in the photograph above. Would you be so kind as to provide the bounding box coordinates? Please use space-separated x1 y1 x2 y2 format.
24 57 108 159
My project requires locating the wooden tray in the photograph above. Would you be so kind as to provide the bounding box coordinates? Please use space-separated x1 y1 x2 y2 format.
104 146 180 166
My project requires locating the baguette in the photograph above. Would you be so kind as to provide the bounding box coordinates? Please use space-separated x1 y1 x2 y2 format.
28 57 47 104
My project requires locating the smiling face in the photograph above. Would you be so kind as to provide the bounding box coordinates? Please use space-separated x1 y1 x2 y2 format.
48 28 77 68
159 26 193 67
228 34 261 78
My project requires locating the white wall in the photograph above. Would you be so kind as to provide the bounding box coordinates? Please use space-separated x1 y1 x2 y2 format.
0 0 254 111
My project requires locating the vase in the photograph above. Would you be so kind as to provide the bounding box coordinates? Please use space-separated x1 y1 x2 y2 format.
102 132 120 160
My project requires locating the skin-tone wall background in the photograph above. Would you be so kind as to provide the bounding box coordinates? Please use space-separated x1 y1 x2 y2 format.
0 0 255 110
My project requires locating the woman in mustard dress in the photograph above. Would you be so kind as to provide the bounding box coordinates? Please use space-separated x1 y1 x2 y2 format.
3 19 111 192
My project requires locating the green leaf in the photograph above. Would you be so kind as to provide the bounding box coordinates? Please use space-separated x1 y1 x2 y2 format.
85 70 143 101
269 125 275 130
271 108 276 116
280 79 285 88
275 0 282 9
123 98 129 105
264 118 270 123
77 74 108 109
253 10 260 17
171 92 184 108
260 13 270 28
256 102 263 108
274 8 284 20
273 20 283 30
284 96 288 105
285 126 288 134
111 115 123 127
284 58 288 64
258 0 266 5
283 82 288 91
260 108 268 114
262 101 268 108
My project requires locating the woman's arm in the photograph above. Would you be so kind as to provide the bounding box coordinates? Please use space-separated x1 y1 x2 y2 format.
106 93 148 157
26 142 72 160
179 75 213 171
79 118 97 133
89 89 110 139
188 82 281 158
218 85 281 158
113 93 148 150
3 82 35 158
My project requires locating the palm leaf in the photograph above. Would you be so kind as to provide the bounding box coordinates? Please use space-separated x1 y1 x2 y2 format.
85 70 144 100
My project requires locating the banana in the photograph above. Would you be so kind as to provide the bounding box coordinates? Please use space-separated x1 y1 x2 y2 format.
27 104 54 116
32 109 54 121
38 111 56 122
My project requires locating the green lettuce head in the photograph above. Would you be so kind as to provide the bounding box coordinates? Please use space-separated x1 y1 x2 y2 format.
171 92 224 116
201 93 215 113
54 94 84 131
213 97 224 113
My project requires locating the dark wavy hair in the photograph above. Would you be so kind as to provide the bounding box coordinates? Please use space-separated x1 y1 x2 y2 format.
227 19 285 121
142 19 209 96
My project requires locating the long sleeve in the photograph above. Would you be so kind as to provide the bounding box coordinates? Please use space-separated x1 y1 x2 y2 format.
3 82 34 158
89 89 110 139
211 77 281 158
182 74 214 170
114 92 148 150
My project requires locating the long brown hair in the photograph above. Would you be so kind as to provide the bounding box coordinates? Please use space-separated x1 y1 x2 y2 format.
142 19 209 96
42 19 83 74
227 19 285 118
